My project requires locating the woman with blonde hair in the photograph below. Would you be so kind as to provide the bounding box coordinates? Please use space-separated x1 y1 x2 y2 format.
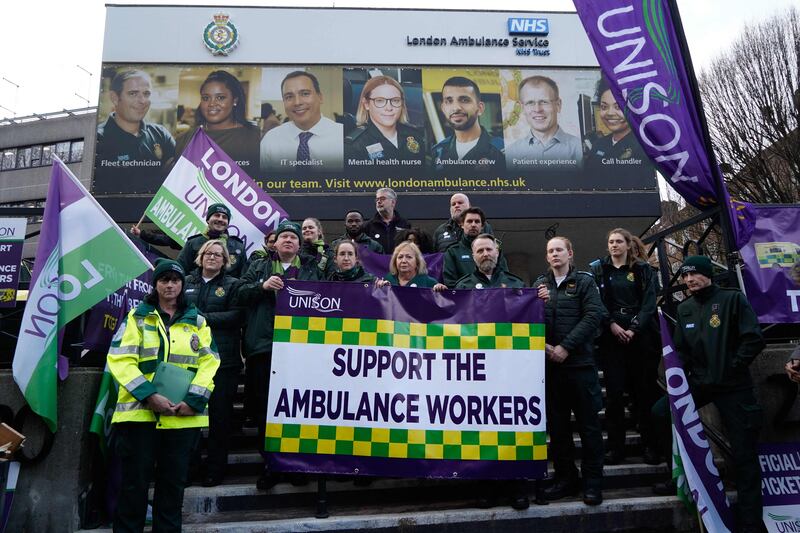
345 75 425 165
185 239 243 487
379 241 446 290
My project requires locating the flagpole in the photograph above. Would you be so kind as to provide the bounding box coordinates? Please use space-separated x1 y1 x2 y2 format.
133 212 147 230
665 0 738 287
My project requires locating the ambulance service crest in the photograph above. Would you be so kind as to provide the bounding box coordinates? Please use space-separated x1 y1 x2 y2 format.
190 333 201 352
215 287 225 297
203 13 239 56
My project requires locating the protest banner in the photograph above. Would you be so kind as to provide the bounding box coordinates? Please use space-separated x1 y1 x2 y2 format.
265 281 546 479
659 311 735 531
12 158 152 432
144 129 288 258
759 442 800 532
0 218 26 308
740 205 800 323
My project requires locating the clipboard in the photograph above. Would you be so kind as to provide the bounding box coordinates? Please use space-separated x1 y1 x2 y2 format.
152 362 195 404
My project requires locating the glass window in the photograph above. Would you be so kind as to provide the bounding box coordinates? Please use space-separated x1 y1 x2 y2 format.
41 145 54 166
30 145 42 166
16 147 32 168
2 148 16 170
69 140 84 163
55 142 70 161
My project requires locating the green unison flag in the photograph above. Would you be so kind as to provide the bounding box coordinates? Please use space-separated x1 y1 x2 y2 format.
89 363 119 457
12 158 152 432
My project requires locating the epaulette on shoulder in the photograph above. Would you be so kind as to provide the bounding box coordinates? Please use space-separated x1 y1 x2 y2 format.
196 314 207 328
489 136 505 152
432 136 451 149
345 126 367 143
186 234 204 242
576 270 594 277
227 234 244 243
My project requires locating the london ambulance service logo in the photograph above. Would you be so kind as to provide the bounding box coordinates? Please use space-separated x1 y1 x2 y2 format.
203 13 239 56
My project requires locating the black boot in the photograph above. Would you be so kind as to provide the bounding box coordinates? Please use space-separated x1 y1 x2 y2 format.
542 477 579 501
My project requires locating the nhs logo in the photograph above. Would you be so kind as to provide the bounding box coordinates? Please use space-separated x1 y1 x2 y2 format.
507 17 550 36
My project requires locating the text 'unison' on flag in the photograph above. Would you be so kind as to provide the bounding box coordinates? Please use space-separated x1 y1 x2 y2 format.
572 0 755 249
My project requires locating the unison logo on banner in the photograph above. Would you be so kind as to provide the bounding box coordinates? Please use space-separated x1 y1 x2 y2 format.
286 286 343 314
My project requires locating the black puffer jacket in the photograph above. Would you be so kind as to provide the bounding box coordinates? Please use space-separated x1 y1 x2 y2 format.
533 268 604 367
184 270 243 369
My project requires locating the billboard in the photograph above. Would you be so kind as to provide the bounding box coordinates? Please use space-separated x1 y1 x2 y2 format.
93 8 656 199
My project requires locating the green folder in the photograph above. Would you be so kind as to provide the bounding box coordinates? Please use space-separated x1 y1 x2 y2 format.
152 362 195 404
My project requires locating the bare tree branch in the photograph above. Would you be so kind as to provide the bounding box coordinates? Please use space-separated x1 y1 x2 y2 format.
698 7 800 204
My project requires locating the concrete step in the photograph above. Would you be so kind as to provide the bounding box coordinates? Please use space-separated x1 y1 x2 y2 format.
79 488 694 532
181 461 668 515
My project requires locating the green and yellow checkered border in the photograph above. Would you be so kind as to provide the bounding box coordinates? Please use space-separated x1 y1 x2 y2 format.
273 316 545 351
266 422 547 461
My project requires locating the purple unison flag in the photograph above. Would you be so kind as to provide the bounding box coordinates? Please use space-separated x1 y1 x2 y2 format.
659 311 735 531
573 0 755 249
740 205 800 324
359 245 444 282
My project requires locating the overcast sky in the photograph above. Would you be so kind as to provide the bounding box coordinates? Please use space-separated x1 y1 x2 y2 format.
1 0 797 118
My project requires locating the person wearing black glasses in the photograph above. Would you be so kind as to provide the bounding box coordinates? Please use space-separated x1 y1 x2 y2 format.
345 75 425 166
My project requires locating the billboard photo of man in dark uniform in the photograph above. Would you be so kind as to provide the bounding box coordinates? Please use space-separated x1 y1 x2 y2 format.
95 69 176 193
430 76 505 174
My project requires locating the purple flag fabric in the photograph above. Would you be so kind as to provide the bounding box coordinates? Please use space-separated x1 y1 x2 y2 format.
659 311 735 531
358 245 444 282
573 0 755 249
740 205 800 324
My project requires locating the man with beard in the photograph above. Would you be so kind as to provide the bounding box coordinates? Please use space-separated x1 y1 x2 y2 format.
443 207 507 288
363 187 410 254
331 210 384 254
431 77 505 173
177 203 247 277
455 234 522 290
433 193 495 252
505 75 582 171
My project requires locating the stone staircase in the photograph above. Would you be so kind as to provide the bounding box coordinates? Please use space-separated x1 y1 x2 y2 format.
78 372 701 532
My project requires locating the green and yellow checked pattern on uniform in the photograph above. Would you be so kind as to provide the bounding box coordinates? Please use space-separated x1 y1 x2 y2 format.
273 315 545 350
266 423 547 461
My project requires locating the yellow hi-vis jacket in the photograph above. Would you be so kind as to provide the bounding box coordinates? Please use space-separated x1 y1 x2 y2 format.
107 300 220 428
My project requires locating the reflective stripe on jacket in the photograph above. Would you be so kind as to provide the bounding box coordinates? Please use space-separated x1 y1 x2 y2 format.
107 301 220 428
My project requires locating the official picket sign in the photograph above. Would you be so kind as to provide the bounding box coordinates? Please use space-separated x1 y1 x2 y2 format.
0 218 26 308
759 442 800 533
265 281 547 479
